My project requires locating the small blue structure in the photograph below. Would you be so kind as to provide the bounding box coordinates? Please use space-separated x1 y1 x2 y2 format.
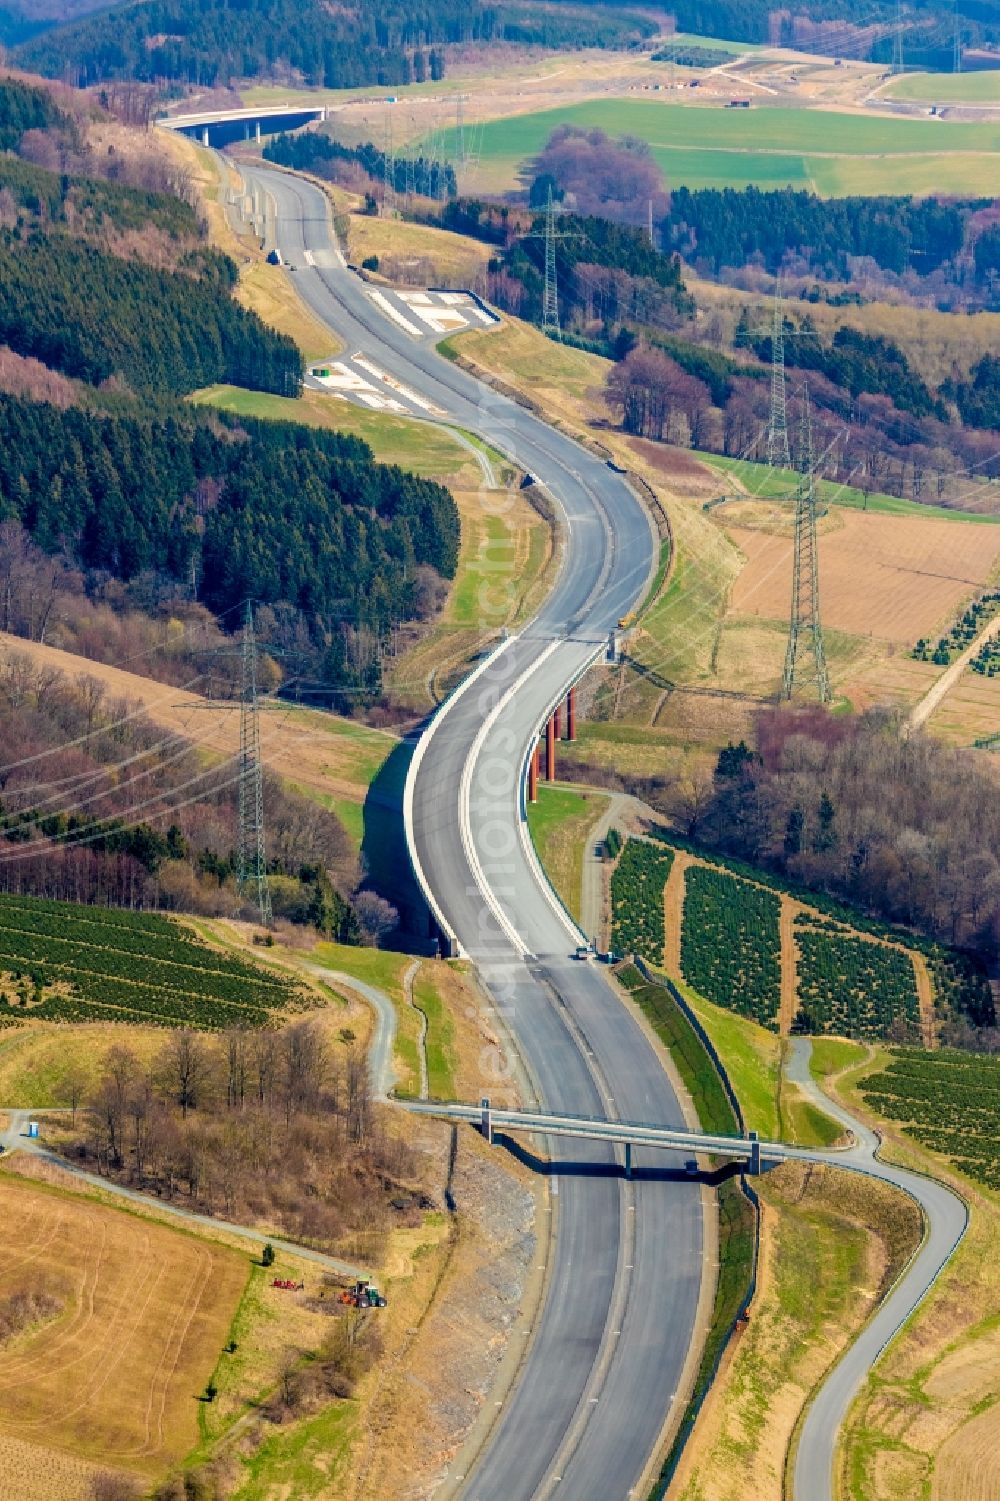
27 1120 39 1138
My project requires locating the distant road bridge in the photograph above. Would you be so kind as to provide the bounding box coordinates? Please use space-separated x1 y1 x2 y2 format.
157 104 326 148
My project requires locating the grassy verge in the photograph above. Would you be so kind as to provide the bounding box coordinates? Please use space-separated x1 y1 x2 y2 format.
412 967 457 1099
680 982 781 1139
671 1160 922 1501
343 212 493 285
526 783 609 925
613 965 759 1499
702 452 1000 525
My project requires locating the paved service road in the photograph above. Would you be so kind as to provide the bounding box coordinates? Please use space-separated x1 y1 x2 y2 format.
785 1041 967 1501
241 162 705 1501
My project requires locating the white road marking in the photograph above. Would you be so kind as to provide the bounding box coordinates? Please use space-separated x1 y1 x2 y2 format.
368 288 423 337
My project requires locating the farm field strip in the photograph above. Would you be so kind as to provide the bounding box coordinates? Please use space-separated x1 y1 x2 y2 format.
607 834 991 1041
861 1049 1000 1191
0 1172 247 1471
0 893 306 1028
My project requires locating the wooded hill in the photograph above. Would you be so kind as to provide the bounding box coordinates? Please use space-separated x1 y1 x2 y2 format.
0 654 360 932
0 77 460 704
13 0 656 88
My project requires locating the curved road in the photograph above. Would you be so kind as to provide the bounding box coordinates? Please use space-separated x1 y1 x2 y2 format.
785 1041 967 1501
238 161 968 1501
242 161 705 1501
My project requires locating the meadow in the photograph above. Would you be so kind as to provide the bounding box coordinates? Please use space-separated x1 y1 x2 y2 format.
887 68 1000 104
443 98 1000 196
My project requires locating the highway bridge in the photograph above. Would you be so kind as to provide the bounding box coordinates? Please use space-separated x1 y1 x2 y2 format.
158 104 326 148
227 156 969 1501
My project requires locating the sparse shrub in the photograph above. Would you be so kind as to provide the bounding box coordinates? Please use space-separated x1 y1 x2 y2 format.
90 1475 142 1501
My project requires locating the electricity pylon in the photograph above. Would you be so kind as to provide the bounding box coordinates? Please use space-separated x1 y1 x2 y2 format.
173 601 278 926
953 0 962 72
782 390 830 704
892 0 905 74
382 105 396 216
767 287 791 469
456 93 466 166
542 185 560 336
238 602 272 925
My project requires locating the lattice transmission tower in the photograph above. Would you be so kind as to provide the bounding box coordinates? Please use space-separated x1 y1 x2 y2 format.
238 602 272 925
953 0 963 72
542 184 561 336
782 390 830 703
892 0 905 74
766 286 791 469
382 105 396 216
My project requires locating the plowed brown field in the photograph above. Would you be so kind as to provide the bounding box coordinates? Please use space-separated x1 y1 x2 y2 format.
725 510 1000 643
0 1171 247 1483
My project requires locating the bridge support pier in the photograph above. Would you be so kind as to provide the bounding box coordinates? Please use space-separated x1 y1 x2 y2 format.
624 1142 632 1180
255 120 262 143
529 744 539 804
201 127 210 147
480 1097 493 1145
748 1130 760 1176
545 715 556 781
566 685 576 741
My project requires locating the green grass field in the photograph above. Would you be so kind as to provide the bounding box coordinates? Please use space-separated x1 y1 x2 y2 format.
526 783 608 924
681 981 781 1138
447 98 1000 196
887 68 1000 104
702 452 1000 524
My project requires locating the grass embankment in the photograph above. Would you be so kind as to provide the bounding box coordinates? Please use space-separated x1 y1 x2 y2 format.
798 1048 1000 1501
887 69 1000 104
310 940 493 1103
702 452 1000 526
680 983 843 1148
614 964 756 1499
0 1018 167 1106
343 213 493 285
671 1158 922 1501
190 385 473 478
435 98 1000 196
525 783 609 924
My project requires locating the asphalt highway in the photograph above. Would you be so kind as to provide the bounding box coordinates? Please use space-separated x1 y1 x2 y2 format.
238 164 968 1501
243 162 705 1501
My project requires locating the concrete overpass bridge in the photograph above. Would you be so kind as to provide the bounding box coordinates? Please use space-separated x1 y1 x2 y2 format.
157 104 326 148
403 1098 792 1177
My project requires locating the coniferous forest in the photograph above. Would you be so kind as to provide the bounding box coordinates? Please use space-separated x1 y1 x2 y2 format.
13 0 656 88
0 77 460 704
